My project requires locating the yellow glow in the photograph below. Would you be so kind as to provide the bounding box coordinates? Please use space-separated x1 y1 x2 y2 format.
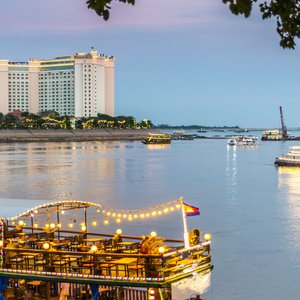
152 211 157 216
117 214 121 217
170 207 174 211
43 242 50 250
150 231 157 238
116 229 122 235
34 223 38 228
80 222 85 226
112 213 116 217
176 204 181 209
57 223 62 228
18 220 24 226
107 212 111 216
146 213 150 217
134 214 138 219
158 246 165 254
123 214 127 218
50 223 55 229
92 221 97 226
12 221 15 225
81 225 87 232
104 220 109 225
116 218 121 223
90 245 98 252
140 214 145 219
204 233 211 241
102 210 105 213
164 208 169 213
0 241 3 247
45 224 50 229
128 216 132 221
96 209 100 213
68 223 74 228
158 211 162 215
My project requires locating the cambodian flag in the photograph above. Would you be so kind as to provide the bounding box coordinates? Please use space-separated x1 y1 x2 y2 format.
183 202 200 217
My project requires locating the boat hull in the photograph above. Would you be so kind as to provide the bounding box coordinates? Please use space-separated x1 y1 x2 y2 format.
275 158 300 167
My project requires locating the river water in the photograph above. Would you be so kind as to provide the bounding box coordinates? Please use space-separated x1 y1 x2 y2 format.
1 132 300 299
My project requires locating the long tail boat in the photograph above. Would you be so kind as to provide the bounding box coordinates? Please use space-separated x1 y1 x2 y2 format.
0 197 212 300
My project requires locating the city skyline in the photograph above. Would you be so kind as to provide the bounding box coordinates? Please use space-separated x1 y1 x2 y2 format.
1 0 300 127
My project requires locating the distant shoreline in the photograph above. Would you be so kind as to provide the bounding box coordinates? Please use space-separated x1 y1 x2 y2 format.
0 129 160 143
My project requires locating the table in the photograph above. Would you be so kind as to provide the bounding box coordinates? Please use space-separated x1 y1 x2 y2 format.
112 257 137 276
20 252 40 269
27 280 42 296
62 254 83 272
117 241 139 253
83 238 104 243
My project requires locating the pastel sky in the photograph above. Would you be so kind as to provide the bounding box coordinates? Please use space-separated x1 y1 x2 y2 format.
1 0 300 127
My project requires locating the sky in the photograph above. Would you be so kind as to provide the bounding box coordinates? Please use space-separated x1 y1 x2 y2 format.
1 0 300 128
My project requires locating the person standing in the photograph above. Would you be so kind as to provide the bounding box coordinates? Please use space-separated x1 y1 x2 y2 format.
59 282 69 300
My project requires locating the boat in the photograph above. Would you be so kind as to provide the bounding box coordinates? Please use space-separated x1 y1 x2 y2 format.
197 129 207 133
0 198 213 300
227 136 258 146
275 146 300 167
234 128 249 133
261 130 283 141
142 133 172 144
261 106 300 141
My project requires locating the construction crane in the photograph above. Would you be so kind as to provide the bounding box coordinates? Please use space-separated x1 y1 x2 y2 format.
279 106 289 140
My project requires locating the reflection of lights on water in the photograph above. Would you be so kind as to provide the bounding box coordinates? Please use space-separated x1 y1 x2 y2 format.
277 166 300 252
146 144 170 150
226 146 238 200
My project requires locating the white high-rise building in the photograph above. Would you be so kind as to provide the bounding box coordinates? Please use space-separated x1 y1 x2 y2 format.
0 49 115 117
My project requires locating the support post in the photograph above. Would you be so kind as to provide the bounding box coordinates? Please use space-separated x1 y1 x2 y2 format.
180 197 190 248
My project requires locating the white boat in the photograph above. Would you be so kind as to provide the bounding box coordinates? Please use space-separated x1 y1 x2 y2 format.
275 146 300 167
227 136 258 146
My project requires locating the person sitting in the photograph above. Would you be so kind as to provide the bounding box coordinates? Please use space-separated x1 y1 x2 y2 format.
189 228 201 246
112 229 123 249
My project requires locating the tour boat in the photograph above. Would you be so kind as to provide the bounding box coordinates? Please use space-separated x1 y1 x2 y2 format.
275 146 300 167
0 197 212 300
142 133 172 144
227 136 258 146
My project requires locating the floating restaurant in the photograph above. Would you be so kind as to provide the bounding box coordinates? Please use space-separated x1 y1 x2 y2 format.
0 197 212 299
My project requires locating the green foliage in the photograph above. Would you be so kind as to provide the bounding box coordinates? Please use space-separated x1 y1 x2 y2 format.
86 0 135 20
222 0 300 49
38 110 60 117
0 112 152 130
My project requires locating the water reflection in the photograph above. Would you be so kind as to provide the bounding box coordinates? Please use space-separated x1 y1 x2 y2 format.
226 146 238 201
277 166 300 252
146 144 171 150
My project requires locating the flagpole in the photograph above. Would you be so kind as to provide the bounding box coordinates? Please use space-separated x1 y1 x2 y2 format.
180 197 190 248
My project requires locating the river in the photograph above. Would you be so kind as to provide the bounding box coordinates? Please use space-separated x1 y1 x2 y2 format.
0 132 300 299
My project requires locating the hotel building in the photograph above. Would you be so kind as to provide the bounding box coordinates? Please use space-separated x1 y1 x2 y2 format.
0 49 114 117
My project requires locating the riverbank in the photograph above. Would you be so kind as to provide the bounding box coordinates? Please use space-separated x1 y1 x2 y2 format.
0 129 160 143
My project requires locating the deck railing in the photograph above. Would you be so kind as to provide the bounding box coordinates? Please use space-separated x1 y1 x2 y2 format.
2 227 211 283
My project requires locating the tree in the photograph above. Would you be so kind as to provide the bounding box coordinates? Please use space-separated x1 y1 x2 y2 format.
87 0 300 49
38 110 60 118
87 0 135 21
223 0 300 49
